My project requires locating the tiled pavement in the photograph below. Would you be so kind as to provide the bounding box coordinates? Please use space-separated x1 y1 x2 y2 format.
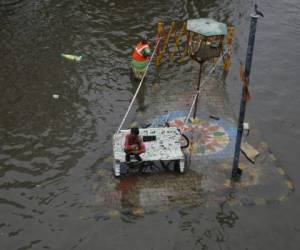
89 65 294 219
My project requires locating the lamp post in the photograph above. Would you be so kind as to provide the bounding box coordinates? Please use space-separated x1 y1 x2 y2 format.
232 13 261 179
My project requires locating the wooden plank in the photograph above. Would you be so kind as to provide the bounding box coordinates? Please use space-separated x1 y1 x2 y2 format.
241 142 260 163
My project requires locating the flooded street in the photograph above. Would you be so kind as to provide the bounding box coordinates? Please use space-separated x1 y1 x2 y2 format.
1 0 300 249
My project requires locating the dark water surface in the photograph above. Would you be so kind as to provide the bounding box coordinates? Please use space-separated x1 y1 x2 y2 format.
1 0 300 249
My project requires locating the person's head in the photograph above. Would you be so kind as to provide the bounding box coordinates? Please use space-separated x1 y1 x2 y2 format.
130 127 139 137
141 34 148 44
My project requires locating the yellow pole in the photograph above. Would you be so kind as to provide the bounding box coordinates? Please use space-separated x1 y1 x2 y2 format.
156 21 176 65
156 22 164 67
227 25 235 45
179 31 192 63
223 25 235 72
170 22 186 61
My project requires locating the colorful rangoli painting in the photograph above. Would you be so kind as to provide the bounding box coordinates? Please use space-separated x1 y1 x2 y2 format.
150 111 236 159
168 118 230 156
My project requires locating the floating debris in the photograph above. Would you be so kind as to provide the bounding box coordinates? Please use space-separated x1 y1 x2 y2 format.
61 53 83 62
209 114 220 120
243 122 250 130
52 94 59 99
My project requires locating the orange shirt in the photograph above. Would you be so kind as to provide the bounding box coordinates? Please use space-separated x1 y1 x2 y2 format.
132 42 150 61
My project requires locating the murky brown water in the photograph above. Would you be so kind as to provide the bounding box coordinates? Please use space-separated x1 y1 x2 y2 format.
1 0 300 249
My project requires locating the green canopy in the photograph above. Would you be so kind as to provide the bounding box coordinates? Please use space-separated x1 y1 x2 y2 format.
187 18 227 36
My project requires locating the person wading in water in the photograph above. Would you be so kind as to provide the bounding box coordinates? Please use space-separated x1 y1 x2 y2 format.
131 35 151 78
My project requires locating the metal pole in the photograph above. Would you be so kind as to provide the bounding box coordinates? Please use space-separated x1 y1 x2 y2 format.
232 14 259 178
193 62 203 119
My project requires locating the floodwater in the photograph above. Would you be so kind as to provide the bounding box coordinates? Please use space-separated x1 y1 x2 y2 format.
1 0 300 249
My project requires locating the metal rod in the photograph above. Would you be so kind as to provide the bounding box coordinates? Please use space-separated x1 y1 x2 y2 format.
193 62 203 119
232 14 259 178
185 49 227 123
185 90 199 123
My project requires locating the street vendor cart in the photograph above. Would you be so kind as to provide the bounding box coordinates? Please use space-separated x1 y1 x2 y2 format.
113 127 187 177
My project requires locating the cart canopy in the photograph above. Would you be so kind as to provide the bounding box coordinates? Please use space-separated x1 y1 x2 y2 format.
187 18 227 36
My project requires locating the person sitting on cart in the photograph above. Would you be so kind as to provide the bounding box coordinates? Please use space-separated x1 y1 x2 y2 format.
124 126 145 162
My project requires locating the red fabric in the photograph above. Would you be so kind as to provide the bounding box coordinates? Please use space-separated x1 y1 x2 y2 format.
124 133 145 154
132 42 150 61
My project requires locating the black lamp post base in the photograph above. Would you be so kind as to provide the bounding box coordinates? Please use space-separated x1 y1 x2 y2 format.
231 168 243 179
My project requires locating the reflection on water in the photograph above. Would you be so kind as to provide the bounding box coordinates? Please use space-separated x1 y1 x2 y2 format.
176 204 238 249
130 72 147 112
